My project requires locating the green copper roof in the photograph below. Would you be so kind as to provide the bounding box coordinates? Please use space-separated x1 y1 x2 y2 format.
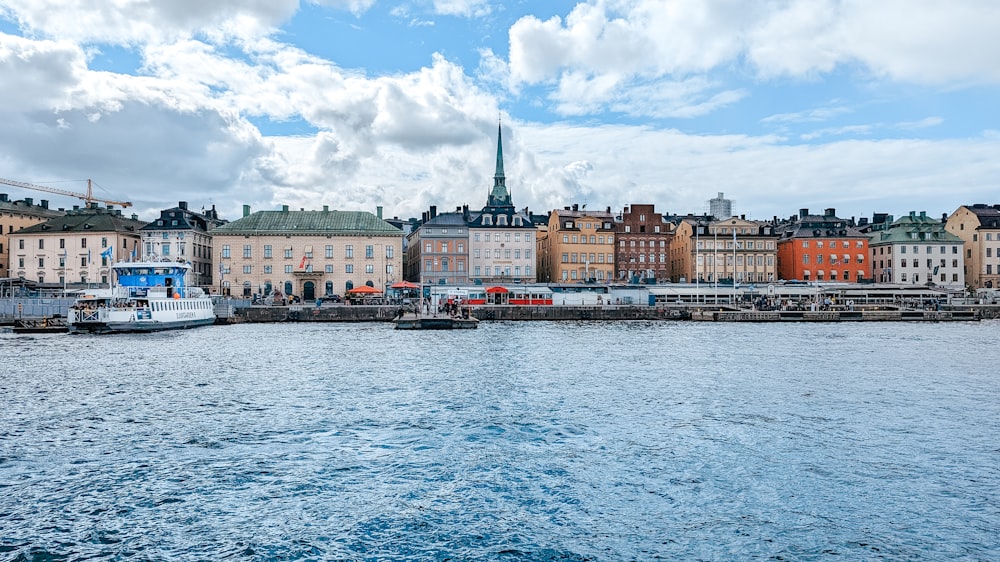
212 210 402 236
488 123 512 207
871 212 962 244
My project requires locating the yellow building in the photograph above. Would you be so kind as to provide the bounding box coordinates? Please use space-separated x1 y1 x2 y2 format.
543 205 616 283
1 195 64 279
945 204 1000 290
211 205 403 300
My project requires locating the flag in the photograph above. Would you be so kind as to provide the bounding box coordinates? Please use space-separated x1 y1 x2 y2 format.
87 248 91 265
299 256 308 269
219 261 225 279
101 246 113 261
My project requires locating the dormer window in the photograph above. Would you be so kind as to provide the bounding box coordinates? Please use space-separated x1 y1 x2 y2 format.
498 215 508 226
482 214 492 225
564 221 574 229
513 216 522 226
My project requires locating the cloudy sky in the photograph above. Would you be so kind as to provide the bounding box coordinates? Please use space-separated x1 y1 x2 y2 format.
1 0 998 224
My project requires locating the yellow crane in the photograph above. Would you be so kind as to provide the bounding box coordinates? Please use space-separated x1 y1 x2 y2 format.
0 176 132 208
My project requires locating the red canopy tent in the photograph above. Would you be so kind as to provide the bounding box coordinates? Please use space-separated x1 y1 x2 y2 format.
485 286 509 294
390 281 421 290
346 285 383 295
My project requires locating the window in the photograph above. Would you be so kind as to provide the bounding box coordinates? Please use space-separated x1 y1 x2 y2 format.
365 245 374 258
284 248 293 259
457 243 464 253
162 244 170 256
482 215 492 225
39 257 45 268
366 264 374 274
243 245 252 258
40 239 46 249
901 246 907 254
325 265 333 273
18 239 24 250
386 245 394 259
345 264 353 273
345 245 354 258
474 249 480 258
425 242 432 253
285 265 293 273
264 265 272 274
562 253 569 263
243 265 252 274
325 245 333 258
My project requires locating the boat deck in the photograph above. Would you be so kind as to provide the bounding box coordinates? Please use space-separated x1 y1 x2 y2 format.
393 313 479 330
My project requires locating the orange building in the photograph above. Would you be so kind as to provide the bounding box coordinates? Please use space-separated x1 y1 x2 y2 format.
776 208 871 282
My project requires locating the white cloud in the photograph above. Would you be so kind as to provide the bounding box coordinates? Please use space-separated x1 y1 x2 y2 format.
432 0 491 18
504 0 1000 117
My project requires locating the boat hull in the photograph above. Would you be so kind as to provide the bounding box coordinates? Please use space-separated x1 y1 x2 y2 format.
69 316 216 334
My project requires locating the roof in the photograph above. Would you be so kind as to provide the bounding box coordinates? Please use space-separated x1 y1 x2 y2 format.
0 198 64 219
961 204 1000 228
16 207 145 235
212 210 402 236
871 212 963 245
776 213 868 239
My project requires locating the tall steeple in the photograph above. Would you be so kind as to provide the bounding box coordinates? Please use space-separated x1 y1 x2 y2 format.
488 122 511 207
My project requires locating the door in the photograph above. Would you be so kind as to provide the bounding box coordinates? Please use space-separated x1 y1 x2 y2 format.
303 281 315 301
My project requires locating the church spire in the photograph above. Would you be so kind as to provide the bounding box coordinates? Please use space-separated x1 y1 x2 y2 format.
488 121 511 206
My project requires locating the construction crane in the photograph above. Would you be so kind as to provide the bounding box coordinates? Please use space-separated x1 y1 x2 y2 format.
0 176 132 208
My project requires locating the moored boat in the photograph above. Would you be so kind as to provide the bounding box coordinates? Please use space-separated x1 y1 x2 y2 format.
68 261 215 334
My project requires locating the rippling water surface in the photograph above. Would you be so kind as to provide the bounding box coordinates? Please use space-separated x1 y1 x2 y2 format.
1 321 998 560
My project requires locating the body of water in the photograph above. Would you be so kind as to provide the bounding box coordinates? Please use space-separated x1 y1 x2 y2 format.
1 321 998 560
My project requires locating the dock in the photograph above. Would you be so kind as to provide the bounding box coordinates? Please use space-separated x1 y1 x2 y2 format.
12 317 69 334
393 313 479 330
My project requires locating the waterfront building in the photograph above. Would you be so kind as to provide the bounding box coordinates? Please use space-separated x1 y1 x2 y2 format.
666 214 712 283
10 205 145 286
869 211 965 288
543 205 615 283
140 201 226 289
775 208 871 282
945 204 1000 290
211 205 402 300
467 124 535 284
1 194 64 279
406 206 470 285
698 216 777 284
615 204 672 283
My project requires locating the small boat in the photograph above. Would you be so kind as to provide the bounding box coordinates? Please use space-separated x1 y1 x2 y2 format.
393 312 479 330
67 261 215 334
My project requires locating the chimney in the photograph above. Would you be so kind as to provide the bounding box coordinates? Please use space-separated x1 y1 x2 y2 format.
242 204 250 217
824 208 835 217
377 205 383 220
41 199 49 209
179 201 188 210
919 211 926 219
909 211 916 218
282 204 289 212
73 205 80 211
0 193 7 202
132 214 138 220
430 205 437 219
24 197 33 206
572 203 579 211
942 213 948 222
323 205 329 212
799 208 809 219
740 214 746 220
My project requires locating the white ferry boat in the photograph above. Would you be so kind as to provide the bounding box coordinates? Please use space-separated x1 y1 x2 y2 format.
68 261 215 333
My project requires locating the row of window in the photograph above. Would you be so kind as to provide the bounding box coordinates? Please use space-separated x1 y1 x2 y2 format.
562 234 611 244
472 265 531 277
561 253 614 264
895 273 959 283
473 232 531 242
473 248 532 259
18 237 112 250
620 239 668 248
17 256 111 269
623 254 668 263
560 269 609 280
224 264 395 275
697 255 776 266
480 215 524 226
562 221 613 230
802 240 865 248
875 245 959 254
802 271 866 282
803 254 866 264
221 244 394 259
699 240 777 250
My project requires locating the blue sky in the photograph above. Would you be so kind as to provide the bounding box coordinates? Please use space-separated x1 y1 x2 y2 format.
0 1 998 223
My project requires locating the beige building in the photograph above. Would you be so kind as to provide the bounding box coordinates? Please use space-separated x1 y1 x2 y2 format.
543 205 616 283
10 205 146 286
211 205 403 300
672 216 777 284
945 204 1000 290
1 194 64 279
